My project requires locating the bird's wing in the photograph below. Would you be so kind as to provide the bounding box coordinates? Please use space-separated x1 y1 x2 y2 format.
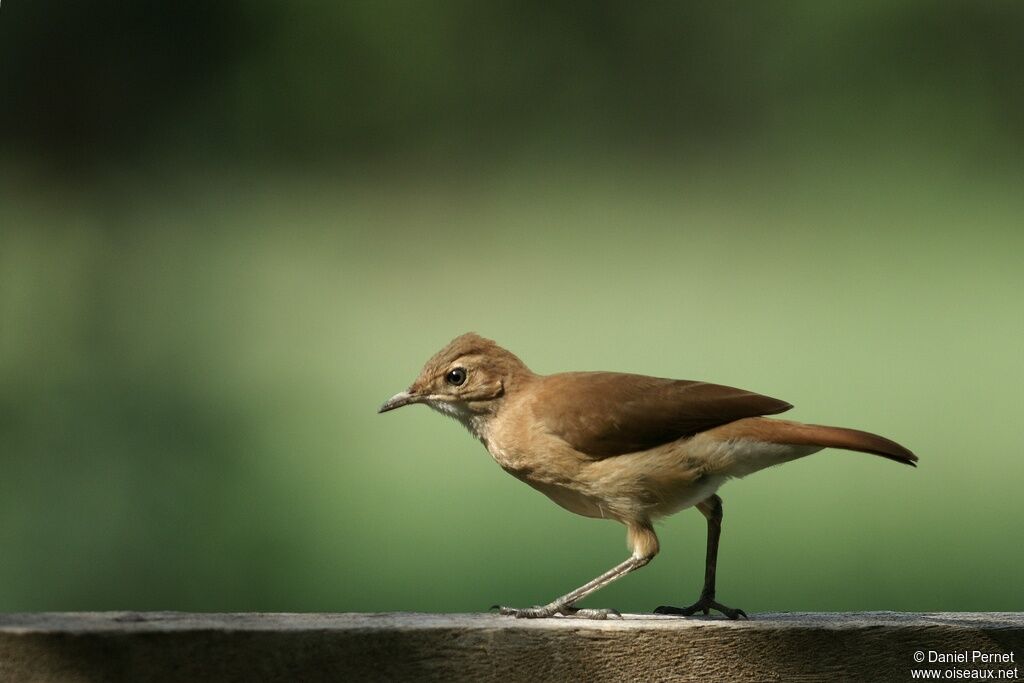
536 372 793 458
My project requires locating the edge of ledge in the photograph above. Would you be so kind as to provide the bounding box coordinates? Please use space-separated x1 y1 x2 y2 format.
2 611 1023 634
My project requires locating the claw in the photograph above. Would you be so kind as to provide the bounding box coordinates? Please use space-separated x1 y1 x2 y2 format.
655 598 749 620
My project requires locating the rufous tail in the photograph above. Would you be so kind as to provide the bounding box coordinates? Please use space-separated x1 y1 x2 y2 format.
771 420 918 467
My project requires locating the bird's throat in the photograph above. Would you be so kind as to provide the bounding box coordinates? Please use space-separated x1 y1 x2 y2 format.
426 400 490 443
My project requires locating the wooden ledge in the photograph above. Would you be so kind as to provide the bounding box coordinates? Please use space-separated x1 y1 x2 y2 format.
2 612 1022 682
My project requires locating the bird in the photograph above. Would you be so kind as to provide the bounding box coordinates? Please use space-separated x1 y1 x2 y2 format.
378 333 916 620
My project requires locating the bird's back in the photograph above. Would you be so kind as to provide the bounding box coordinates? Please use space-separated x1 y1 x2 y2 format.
527 371 793 458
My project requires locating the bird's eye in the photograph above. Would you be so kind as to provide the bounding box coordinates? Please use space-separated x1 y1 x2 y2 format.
446 368 467 386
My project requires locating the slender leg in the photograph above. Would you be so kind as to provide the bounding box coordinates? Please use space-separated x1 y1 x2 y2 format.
654 494 748 620
495 522 658 620
496 555 648 619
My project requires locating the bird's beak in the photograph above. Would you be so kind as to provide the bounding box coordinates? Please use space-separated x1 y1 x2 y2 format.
378 391 418 413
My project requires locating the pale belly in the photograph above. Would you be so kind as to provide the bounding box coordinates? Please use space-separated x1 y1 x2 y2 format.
498 449 729 524
512 469 729 523
481 415 810 525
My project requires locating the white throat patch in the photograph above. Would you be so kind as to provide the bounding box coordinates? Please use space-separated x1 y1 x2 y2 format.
426 399 486 441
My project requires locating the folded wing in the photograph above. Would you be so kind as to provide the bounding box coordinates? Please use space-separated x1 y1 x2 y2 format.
536 372 793 458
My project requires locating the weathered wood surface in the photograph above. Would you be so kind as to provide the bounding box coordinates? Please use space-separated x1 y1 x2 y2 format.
1 612 1021 682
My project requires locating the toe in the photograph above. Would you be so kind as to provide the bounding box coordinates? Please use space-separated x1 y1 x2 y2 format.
568 607 620 620
503 605 560 619
656 600 746 619
654 605 683 615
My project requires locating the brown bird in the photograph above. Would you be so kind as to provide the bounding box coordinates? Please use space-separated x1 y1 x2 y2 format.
379 333 916 619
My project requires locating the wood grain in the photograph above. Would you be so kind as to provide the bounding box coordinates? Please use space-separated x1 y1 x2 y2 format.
1 612 1020 682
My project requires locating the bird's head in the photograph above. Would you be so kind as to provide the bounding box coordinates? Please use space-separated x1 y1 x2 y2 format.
378 333 532 421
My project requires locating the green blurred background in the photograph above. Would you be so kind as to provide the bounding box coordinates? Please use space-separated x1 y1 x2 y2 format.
1 2 1022 615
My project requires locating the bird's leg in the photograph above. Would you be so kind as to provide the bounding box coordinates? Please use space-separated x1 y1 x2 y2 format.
496 522 658 620
655 494 748 620
496 554 649 619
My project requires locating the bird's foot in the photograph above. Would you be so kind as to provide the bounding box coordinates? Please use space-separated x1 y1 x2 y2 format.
654 596 748 620
493 604 557 619
491 603 621 620
560 605 621 620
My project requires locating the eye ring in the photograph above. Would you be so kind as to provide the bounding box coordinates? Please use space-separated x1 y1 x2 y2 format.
446 368 467 386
